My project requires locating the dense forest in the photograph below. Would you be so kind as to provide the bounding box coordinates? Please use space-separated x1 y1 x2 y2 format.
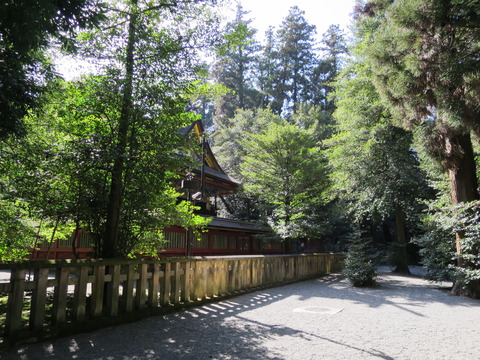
1 0 480 297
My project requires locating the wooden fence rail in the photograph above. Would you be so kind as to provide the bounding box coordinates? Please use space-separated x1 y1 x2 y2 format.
0 253 343 347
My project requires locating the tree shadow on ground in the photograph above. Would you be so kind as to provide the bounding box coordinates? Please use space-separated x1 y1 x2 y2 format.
292 267 478 317
5 267 479 360
5 294 286 359
6 287 397 360
7 288 397 360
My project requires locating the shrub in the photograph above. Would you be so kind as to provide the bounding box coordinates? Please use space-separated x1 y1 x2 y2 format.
343 233 377 287
452 202 480 298
412 231 454 282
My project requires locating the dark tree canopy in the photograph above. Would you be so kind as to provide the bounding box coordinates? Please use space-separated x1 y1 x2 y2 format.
0 0 104 138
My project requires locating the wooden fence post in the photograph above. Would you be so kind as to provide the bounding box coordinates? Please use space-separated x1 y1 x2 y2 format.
173 262 181 304
124 264 135 312
52 267 70 325
162 262 172 305
29 268 49 331
149 263 160 308
91 265 105 318
5 268 27 341
136 263 148 310
181 261 190 303
73 265 89 321
107 264 121 317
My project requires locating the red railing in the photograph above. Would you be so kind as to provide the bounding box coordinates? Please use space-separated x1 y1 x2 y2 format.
28 228 285 260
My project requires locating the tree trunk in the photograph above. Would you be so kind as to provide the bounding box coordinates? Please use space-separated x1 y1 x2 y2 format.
444 131 480 296
446 133 479 205
445 131 479 244
102 2 138 258
393 206 410 274
238 47 245 110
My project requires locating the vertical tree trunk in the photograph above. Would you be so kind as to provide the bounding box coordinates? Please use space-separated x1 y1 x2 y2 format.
238 47 245 110
102 1 138 258
444 131 480 296
393 205 410 274
283 195 293 254
445 132 479 248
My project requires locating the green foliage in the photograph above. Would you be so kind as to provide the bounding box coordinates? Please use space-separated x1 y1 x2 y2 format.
354 0 480 296
75 0 222 257
0 0 223 259
357 0 480 166
386 242 409 272
128 201 211 258
452 202 480 296
212 108 283 176
413 200 480 291
212 108 284 222
0 198 35 261
409 190 455 281
327 61 429 225
274 6 318 115
0 93 88 258
311 24 348 112
412 236 454 282
365 0 480 124
0 0 104 138
292 104 337 143
343 231 377 287
327 59 433 271
0 71 212 258
212 105 335 239
240 118 329 240
256 26 278 110
212 4 261 119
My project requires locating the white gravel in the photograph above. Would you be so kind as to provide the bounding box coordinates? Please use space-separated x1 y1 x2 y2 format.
2 266 479 360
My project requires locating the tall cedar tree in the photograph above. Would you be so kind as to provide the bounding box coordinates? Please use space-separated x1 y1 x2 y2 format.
357 0 480 293
312 24 348 112
274 6 317 115
257 26 278 109
211 4 260 122
0 0 104 138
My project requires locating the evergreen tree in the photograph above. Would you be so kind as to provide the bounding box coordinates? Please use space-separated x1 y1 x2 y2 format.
257 26 278 110
274 6 317 115
212 108 281 177
344 230 377 287
357 0 480 205
327 61 431 273
211 3 261 121
356 0 480 294
311 24 348 112
292 104 335 142
211 108 284 222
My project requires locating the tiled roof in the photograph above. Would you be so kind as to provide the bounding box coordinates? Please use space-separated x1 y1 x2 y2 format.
205 217 271 233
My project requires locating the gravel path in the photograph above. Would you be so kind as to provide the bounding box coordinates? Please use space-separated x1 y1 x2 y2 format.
1 267 479 360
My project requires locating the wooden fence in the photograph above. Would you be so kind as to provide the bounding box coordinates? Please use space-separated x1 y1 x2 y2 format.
0 253 343 347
